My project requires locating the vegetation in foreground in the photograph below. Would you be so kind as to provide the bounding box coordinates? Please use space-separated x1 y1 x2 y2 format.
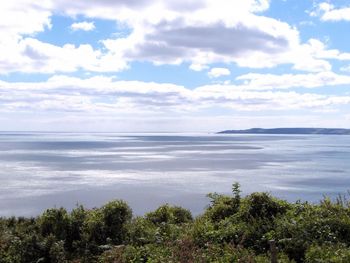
2 183 350 262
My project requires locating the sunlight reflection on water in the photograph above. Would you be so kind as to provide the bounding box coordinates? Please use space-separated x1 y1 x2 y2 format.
0 132 349 216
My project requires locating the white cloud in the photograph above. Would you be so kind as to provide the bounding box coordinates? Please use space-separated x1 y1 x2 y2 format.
236 71 350 90
0 37 129 74
0 1 51 37
313 2 350 22
0 1 349 131
0 73 349 131
0 0 345 74
303 39 350 61
104 7 306 70
89 0 341 73
0 75 349 115
70 21 95 31
340 65 350 73
189 64 209 71
51 0 271 20
208 68 231 78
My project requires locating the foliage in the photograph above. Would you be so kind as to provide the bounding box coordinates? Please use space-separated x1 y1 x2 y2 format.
305 243 350 263
101 200 132 244
1 183 350 262
145 204 192 225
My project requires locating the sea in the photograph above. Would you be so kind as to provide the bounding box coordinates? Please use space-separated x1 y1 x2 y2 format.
0 132 349 217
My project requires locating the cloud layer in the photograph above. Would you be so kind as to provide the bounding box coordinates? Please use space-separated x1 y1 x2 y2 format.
1 74 349 114
313 2 350 22
0 0 347 74
0 1 349 131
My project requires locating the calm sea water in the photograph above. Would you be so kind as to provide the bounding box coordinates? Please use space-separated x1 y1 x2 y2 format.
0 132 349 216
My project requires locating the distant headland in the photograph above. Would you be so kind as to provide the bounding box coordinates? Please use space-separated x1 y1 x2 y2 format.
217 128 350 135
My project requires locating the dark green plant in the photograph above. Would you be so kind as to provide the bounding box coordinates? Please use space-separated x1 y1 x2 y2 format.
145 204 192 225
305 243 350 263
38 208 70 241
101 200 132 244
2 184 350 263
127 217 157 246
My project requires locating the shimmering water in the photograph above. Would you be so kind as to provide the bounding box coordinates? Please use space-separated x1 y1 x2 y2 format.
0 132 349 216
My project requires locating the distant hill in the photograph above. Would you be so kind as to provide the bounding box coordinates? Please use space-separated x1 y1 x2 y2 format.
217 128 350 135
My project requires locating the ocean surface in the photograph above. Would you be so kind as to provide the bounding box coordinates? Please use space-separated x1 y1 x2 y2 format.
0 132 349 217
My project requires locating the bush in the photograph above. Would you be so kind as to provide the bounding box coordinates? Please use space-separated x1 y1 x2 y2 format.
240 192 289 221
205 183 242 222
67 205 87 253
205 193 239 221
2 184 350 262
82 209 106 246
275 201 350 262
127 217 157 246
145 204 192 225
101 200 132 244
305 243 350 263
38 208 70 241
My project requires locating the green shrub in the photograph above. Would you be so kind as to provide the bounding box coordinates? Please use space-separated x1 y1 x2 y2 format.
2 184 350 263
190 216 218 246
275 201 350 262
145 204 192 225
305 243 350 263
127 217 157 246
240 192 290 221
67 205 87 253
205 183 242 222
205 193 239 222
38 208 70 241
98 245 125 263
101 200 132 244
82 209 105 243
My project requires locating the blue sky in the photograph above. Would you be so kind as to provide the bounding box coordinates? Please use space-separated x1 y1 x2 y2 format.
1 0 350 132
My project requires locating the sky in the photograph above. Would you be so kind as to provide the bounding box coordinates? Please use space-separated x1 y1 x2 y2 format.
1 0 350 132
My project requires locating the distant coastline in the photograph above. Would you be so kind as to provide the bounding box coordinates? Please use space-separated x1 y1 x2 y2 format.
217 128 350 135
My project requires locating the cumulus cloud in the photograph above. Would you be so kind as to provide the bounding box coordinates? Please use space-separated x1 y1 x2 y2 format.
208 68 231 78
51 0 271 20
0 37 129 74
236 71 350 90
0 75 349 115
0 72 349 131
70 21 95 31
340 65 350 73
124 18 293 67
0 1 349 131
0 0 346 74
313 2 350 22
0 1 51 37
